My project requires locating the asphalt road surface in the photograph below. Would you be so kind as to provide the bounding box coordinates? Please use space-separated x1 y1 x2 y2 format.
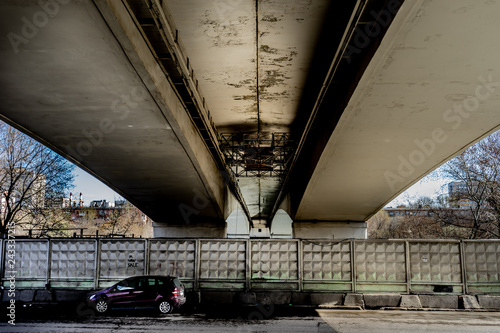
1 309 500 332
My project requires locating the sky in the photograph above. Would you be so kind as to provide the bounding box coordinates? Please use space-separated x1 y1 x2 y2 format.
71 167 124 205
385 174 448 207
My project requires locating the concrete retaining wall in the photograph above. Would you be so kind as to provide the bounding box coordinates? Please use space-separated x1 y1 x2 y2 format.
3 289 500 311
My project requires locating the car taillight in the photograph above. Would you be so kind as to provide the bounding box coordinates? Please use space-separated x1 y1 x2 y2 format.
173 287 180 296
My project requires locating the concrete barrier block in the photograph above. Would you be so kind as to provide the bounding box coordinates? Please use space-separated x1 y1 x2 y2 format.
344 294 364 307
478 295 500 309
364 294 401 309
290 292 310 305
419 295 458 309
34 290 53 302
200 291 235 304
54 290 87 302
459 295 480 309
255 292 291 305
400 295 421 308
186 291 200 305
310 293 343 306
2 289 35 303
237 292 257 305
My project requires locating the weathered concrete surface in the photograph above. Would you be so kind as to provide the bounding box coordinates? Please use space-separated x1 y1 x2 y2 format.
165 0 330 134
460 295 481 310
364 294 401 309
237 292 257 305
0 0 234 228
33 290 53 302
255 292 291 306
2 290 35 303
478 295 500 310
419 295 459 309
5 289 500 312
400 295 422 309
295 0 500 222
152 222 227 238
290 292 309 306
200 291 236 305
344 294 364 308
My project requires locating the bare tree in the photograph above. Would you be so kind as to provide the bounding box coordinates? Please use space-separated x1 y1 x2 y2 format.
24 209 73 238
99 202 145 237
435 131 500 238
368 207 443 239
0 122 74 237
367 210 392 239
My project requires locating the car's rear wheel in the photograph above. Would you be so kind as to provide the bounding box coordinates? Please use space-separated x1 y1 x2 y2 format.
158 300 173 314
94 299 109 314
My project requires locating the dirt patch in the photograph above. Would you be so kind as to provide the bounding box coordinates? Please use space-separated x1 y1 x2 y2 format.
260 45 278 54
261 15 280 22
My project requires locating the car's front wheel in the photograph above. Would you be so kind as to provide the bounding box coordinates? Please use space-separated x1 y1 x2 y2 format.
94 299 109 314
158 300 173 314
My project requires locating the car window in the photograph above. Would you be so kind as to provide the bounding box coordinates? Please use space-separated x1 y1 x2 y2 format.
147 278 156 287
136 277 145 289
172 278 182 287
116 277 135 291
158 277 174 288
135 277 157 290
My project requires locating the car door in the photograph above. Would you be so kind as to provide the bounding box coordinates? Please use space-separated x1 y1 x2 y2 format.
107 277 138 307
127 276 158 307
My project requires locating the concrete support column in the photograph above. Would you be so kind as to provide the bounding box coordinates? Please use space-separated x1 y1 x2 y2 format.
152 221 227 238
293 221 367 239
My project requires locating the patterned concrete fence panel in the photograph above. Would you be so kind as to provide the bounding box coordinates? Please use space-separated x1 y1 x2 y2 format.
250 240 299 290
149 239 196 289
464 240 500 294
355 241 407 293
50 240 96 289
99 239 146 287
4 240 49 288
199 240 247 290
2 238 500 294
409 241 463 293
302 241 352 292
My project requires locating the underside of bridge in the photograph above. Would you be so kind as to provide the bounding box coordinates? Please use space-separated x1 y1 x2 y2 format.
1 0 500 238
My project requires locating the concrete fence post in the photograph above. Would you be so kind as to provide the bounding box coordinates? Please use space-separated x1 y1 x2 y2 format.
46 239 52 288
460 240 467 295
195 239 201 291
94 239 101 290
405 240 411 294
245 239 250 291
298 239 303 292
351 240 356 293
144 239 150 275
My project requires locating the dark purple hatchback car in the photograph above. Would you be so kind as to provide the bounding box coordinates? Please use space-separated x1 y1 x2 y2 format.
87 275 186 314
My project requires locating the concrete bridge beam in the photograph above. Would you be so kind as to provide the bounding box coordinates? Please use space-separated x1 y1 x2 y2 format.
292 221 367 240
152 221 227 238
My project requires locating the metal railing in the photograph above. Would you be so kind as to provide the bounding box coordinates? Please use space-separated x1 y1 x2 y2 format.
1 238 499 294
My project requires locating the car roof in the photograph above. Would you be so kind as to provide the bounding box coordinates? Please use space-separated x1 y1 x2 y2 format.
124 275 177 279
